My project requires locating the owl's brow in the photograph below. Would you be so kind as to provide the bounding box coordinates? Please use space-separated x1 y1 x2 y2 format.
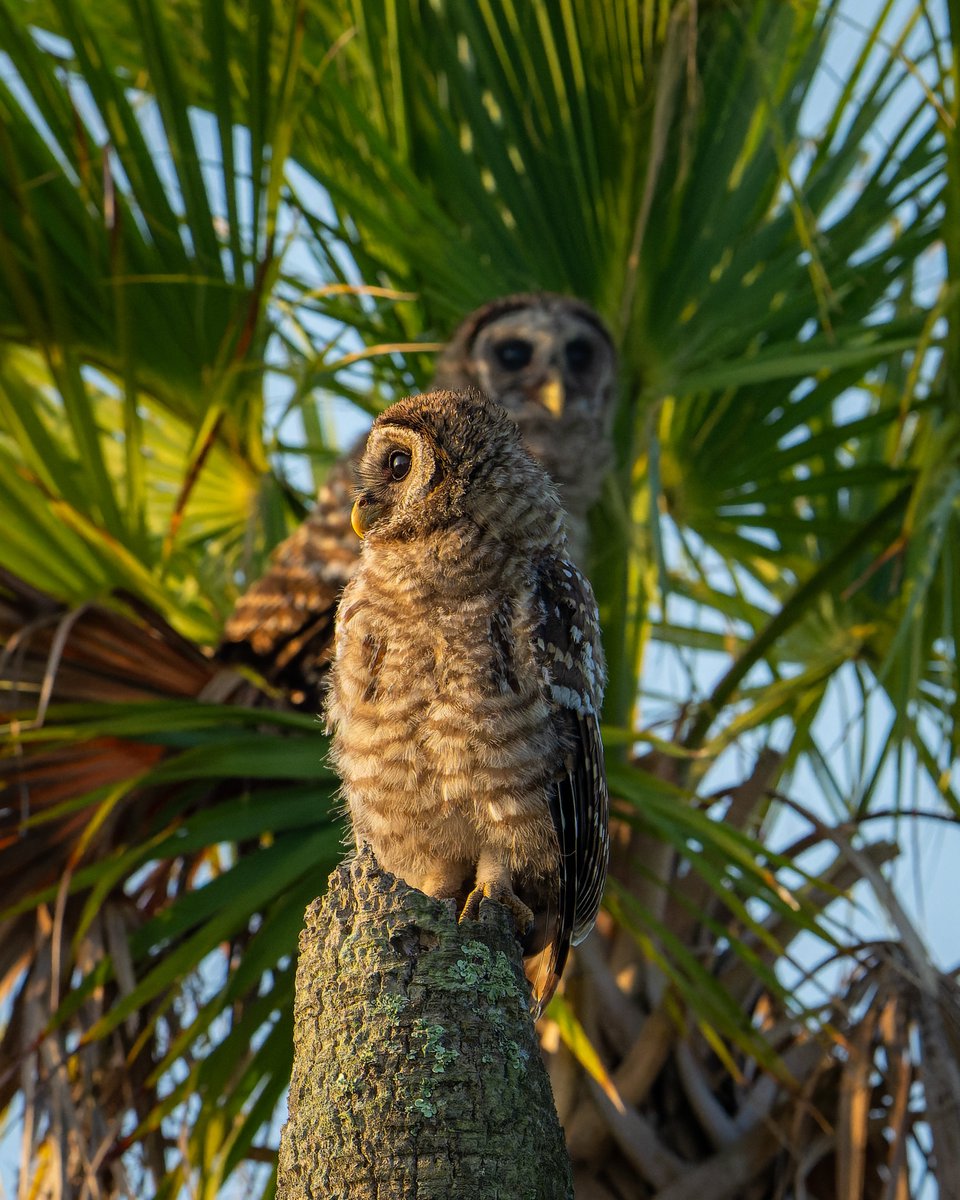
569 310 614 347
467 301 614 354
375 414 424 436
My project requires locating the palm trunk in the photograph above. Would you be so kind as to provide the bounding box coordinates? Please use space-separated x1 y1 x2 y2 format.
276 847 572 1200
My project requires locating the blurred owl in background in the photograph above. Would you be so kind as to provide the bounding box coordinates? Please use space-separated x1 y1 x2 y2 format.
432 292 617 561
218 294 617 707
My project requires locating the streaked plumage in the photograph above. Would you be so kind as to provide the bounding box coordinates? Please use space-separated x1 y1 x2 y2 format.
218 458 356 702
218 293 616 707
327 389 608 1012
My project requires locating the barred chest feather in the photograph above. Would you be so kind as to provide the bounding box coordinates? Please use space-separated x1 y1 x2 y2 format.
328 551 564 880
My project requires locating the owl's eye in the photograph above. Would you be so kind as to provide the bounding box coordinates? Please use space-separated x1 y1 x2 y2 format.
495 338 534 371
387 449 411 480
565 337 594 372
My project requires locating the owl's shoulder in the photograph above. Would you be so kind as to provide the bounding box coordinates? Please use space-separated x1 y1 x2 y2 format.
530 554 605 714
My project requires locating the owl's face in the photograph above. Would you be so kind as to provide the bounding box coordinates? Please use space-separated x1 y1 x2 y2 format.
467 306 616 428
431 296 617 542
351 412 446 543
350 389 558 549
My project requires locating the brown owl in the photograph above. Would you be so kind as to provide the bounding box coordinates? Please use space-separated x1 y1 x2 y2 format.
327 389 608 1013
218 293 616 707
432 292 617 561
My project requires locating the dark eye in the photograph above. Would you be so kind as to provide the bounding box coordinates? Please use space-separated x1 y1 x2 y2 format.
387 449 411 480
565 337 594 371
495 338 533 371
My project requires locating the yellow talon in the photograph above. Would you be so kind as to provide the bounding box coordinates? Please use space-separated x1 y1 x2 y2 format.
460 882 534 935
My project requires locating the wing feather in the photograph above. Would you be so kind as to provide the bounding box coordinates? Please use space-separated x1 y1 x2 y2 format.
217 446 363 706
532 557 609 1003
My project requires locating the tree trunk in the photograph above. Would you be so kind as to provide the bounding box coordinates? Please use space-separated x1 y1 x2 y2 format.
276 847 573 1200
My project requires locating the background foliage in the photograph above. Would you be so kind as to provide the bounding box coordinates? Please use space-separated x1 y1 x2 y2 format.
0 0 957 1196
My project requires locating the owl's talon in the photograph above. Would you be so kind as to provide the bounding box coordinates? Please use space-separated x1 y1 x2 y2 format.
459 882 534 936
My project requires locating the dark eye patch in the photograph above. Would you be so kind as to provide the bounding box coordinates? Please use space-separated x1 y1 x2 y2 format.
565 337 594 371
386 448 411 480
495 338 534 371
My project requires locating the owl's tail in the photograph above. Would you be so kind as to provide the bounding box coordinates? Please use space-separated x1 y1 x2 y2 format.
522 898 570 1018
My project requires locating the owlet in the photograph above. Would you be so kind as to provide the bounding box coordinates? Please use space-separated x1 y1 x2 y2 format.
327 388 609 1012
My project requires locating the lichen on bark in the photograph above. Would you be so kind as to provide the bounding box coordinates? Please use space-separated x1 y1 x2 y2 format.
276 847 573 1200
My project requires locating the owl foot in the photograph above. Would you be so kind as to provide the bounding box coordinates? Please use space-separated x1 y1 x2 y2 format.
459 881 534 936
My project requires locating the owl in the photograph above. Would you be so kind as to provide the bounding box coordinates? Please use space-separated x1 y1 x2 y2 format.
327 389 608 1013
219 293 616 706
432 292 617 562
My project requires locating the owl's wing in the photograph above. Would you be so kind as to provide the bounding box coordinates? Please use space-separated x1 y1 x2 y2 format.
533 557 609 987
217 441 365 709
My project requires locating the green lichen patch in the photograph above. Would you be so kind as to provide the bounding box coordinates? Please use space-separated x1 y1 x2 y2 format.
504 1040 530 1073
409 1019 460 1074
449 940 526 1009
374 990 409 1021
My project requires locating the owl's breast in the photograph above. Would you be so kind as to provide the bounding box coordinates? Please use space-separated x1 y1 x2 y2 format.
331 577 559 807
417 596 560 808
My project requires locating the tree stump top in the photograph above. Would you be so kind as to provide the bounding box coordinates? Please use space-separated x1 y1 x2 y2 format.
277 847 572 1200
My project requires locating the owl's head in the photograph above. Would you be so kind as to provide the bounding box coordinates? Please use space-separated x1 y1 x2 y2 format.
433 293 617 433
350 389 562 549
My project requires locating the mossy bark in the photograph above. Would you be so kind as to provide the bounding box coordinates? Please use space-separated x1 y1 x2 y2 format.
276 847 572 1200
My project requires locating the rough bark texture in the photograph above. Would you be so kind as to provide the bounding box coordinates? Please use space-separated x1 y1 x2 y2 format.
277 847 573 1200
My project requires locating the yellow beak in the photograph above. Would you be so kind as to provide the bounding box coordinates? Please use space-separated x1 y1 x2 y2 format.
351 499 367 539
538 376 565 418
